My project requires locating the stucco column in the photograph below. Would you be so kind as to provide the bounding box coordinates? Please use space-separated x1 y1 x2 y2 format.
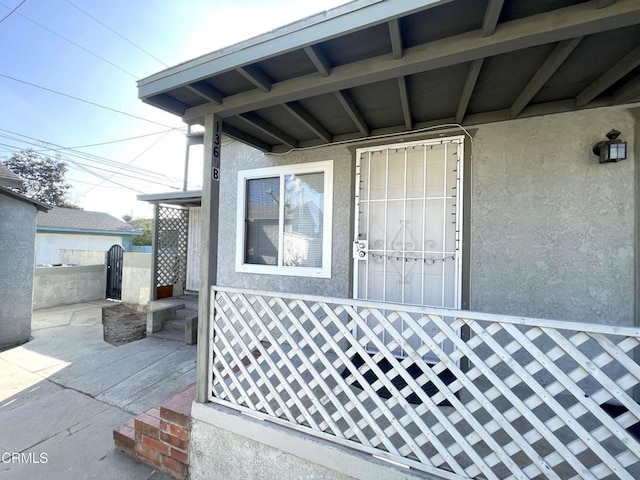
196 114 222 403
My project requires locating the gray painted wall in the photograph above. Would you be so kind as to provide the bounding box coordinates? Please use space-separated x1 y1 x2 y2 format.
121 252 151 306
470 105 635 326
0 193 37 348
33 265 106 310
216 105 635 327
217 141 354 299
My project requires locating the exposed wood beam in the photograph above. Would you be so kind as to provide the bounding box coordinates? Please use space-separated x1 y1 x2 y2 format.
148 94 188 115
511 37 583 117
397 76 412 130
282 102 332 143
613 74 640 103
334 90 369 136
184 0 640 122
576 43 640 106
185 82 224 105
455 59 483 123
482 0 505 37
221 124 272 152
279 95 612 151
594 0 617 8
237 112 298 148
237 65 272 92
304 45 331 77
388 19 403 59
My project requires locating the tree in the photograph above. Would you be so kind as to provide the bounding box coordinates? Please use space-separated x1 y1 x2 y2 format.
2 149 78 207
131 218 153 246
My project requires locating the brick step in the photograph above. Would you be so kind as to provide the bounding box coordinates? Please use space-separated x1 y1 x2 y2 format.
113 383 196 480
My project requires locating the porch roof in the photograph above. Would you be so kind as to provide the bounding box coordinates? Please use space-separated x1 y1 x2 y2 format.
137 190 202 207
138 0 640 153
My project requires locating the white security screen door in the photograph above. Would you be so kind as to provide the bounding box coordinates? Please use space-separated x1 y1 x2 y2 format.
353 137 464 359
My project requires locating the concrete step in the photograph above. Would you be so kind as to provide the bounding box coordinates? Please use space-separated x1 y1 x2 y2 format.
150 329 185 342
165 318 186 332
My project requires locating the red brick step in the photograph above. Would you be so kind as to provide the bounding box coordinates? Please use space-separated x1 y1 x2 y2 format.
113 383 196 480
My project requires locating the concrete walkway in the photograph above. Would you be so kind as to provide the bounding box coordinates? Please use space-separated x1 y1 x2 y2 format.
0 300 197 479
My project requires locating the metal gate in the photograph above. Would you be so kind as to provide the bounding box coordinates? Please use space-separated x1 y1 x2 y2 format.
353 137 464 361
106 244 124 300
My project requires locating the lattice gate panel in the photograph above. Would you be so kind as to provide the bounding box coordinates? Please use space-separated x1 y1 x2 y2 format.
156 205 188 288
209 286 640 480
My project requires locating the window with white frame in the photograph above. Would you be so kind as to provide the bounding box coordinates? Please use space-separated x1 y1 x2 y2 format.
236 160 333 278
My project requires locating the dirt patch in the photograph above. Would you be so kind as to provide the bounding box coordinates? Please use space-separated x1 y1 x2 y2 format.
102 304 146 346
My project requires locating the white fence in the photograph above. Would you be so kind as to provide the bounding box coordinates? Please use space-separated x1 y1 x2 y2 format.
208 286 640 479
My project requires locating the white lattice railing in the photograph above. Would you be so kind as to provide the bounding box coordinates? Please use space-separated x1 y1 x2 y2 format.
208 286 640 480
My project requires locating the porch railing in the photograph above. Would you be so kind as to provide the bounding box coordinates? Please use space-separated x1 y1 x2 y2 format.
208 286 640 480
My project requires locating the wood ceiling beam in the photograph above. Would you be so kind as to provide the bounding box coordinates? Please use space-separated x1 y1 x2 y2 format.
388 19 403 59
237 65 272 92
334 90 369 136
281 102 332 143
613 74 640 103
511 37 583 117
304 45 331 77
186 82 224 105
221 124 272 152
237 112 298 148
455 59 483 123
576 43 640 106
397 76 412 130
594 0 617 8
482 0 505 37
148 94 188 115
184 0 640 122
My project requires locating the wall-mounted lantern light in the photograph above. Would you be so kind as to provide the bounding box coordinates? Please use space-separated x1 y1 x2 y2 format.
592 129 627 163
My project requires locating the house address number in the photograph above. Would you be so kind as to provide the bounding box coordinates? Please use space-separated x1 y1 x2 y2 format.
212 120 221 181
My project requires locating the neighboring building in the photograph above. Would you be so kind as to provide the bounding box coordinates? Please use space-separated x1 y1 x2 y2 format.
0 164 50 348
136 1 640 479
36 207 140 265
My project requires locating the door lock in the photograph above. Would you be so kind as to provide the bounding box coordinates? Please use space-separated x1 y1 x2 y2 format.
353 240 368 260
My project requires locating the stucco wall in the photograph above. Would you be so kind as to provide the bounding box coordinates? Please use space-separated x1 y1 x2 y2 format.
190 403 425 480
0 194 36 348
470 105 635 326
35 232 124 265
33 265 106 310
215 104 635 327
121 252 151 306
217 141 354 299
59 249 107 265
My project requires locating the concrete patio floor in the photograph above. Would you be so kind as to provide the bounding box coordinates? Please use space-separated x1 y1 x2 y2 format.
0 300 197 479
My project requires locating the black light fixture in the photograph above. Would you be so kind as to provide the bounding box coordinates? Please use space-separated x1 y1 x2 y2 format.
592 129 627 163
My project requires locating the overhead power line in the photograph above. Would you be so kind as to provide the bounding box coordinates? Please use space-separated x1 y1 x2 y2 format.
0 129 182 183
64 0 168 67
0 1 138 78
25 128 181 152
0 72 181 129
0 0 27 24
82 129 174 194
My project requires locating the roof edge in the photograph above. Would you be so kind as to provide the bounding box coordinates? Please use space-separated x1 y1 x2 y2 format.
137 0 451 98
0 187 51 212
36 226 141 236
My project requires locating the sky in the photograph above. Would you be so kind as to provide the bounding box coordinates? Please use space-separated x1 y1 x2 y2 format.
0 0 350 220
